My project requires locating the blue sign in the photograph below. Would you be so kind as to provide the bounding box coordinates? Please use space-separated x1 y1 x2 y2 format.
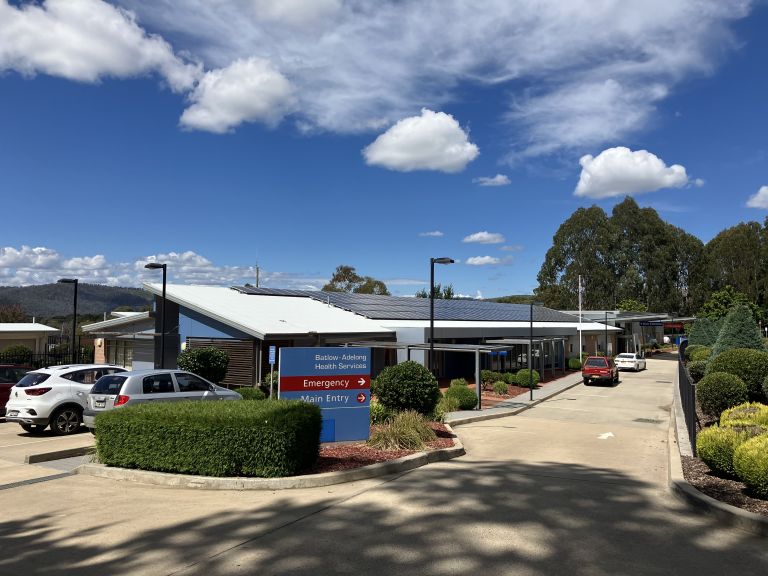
278 347 371 442
268 345 276 364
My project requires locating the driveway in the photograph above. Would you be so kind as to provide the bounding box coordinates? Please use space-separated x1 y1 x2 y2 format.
1 358 767 575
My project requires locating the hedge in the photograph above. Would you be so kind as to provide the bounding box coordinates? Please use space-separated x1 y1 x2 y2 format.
444 384 478 410
705 348 768 399
720 402 768 427
95 400 321 477
733 434 768 498
696 426 753 477
696 372 748 419
683 344 703 361
515 369 540 388
686 360 707 383
234 387 266 401
710 304 765 359
177 347 230 384
374 361 440 415
568 357 582 370
690 347 712 362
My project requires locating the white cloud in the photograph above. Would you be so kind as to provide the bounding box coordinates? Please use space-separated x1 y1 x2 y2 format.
463 231 506 244
362 109 479 173
500 245 523 252
747 186 768 209
0 0 200 91
466 256 501 266
419 231 444 237
473 174 511 187
694 178 706 187
180 58 296 133
250 0 342 26
574 146 689 199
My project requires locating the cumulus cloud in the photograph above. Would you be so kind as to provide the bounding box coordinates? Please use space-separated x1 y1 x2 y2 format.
466 256 501 266
574 147 689 199
419 231 444 237
0 0 200 91
180 57 296 133
473 174 511 187
747 186 768 209
362 109 479 173
463 231 506 244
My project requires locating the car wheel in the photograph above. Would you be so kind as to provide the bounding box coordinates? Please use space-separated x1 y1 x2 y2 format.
20 423 46 434
50 407 82 436
583 377 591 386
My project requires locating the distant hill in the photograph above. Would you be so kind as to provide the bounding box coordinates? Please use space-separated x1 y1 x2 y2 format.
0 284 152 319
486 294 536 304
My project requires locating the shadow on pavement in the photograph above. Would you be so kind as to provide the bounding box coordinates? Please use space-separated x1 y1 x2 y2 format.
1 458 766 575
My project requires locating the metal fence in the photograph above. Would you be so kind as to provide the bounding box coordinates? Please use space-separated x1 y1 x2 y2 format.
0 350 95 369
677 343 698 455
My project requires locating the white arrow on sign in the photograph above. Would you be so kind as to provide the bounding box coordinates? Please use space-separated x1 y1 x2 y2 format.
598 432 615 440
358 378 366 386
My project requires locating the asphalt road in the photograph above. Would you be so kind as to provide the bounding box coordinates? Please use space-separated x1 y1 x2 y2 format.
1 358 767 575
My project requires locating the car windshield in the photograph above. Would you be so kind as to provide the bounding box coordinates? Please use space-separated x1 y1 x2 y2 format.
91 375 127 395
585 358 608 367
617 354 635 359
15 373 51 387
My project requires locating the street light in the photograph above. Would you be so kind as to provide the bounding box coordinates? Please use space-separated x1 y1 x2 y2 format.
429 257 454 375
57 278 78 364
144 262 167 368
529 300 544 400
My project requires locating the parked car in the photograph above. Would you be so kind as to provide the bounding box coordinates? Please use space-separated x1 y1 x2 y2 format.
83 369 242 430
4 364 127 435
0 364 32 417
581 356 619 386
614 352 646 372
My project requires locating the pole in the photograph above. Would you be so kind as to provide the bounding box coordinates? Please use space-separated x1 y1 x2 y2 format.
529 301 534 401
429 259 435 375
605 310 608 357
71 280 78 364
578 275 583 363
160 265 167 369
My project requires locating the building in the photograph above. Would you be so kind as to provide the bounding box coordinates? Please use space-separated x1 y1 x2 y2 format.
0 323 59 354
140 284 618 387
81 312 154 370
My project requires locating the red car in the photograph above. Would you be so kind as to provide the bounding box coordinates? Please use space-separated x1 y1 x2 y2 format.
581 356 619 386
0 365 32 417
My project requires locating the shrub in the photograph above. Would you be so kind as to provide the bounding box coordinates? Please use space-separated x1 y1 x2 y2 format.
492 381 508 395
95 400 321 477
696 426 753 477
710 303 764 359
721 402 768 427
367 410 436 451
568 357 582 370
445 384 478 410
686 360 707 383
705 348 768 398
370 398 394 425
763 375 768 402
515 369 540 388
502 372 517 385
1 344 33 363
684 344 703 361
234 387 266 401
687 318 720 347
690 347 712 362
374 361 440 415
733 434 768 498
449 378 468 388
696 372 748 418
177 347 229 384
431 394 460 422
480 370 495 384
261 370 279 396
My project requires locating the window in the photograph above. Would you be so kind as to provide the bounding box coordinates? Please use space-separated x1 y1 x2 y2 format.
92 375 127 395
142 374 175 394
585 358 608 368
15 373 50 387
176 373 211 392
63 369 105 384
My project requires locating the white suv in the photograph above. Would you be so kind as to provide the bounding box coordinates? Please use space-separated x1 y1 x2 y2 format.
4 364 126 435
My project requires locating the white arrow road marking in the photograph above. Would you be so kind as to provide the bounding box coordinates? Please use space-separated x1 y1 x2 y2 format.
598 432 615 440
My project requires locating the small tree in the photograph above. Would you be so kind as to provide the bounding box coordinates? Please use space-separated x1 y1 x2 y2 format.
177 347 230 384
617 298 647 312
687 318 721 346
711 304 765 359
374 361 440 415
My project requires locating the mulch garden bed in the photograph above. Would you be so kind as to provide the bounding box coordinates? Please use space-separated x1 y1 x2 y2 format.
306 422 456 475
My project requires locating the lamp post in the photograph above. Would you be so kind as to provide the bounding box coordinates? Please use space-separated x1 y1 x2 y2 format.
529 301 543 400
145 262 167 368
429 257 454 375
57 278 78 364
605 310 609 357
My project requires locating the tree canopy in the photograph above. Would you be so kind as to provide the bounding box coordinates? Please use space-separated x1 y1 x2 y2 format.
415 283 455 299
322 265 390 295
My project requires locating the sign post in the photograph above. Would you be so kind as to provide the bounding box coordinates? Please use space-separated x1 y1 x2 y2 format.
268 345 276 397
278 347 371 442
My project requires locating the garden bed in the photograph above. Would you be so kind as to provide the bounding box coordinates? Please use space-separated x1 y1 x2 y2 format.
681 455 768 517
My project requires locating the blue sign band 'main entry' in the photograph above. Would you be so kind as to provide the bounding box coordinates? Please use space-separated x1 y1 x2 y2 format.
278 347 372 442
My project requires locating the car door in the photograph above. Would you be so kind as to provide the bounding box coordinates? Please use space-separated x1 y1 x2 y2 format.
140 373 181 404
174 372 219 401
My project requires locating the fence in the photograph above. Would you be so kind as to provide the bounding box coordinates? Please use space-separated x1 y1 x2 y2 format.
677 343 698 455
0 349 95 369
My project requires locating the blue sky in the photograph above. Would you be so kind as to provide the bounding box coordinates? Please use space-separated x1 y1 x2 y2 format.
1 0 767 298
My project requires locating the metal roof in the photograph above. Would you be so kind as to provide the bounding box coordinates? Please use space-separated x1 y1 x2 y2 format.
82 312 151 332
0 323 58 333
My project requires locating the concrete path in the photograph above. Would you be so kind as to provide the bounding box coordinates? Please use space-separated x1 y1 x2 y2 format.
1 359 767 575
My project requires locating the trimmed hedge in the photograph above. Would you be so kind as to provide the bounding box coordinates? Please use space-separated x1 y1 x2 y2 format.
502 372 517 385
705 348 768 398
696 372 748 418
690 347 712 362
720 402 768 427
686 360 707 383
516 369 540 388
733 434 768 498
568 357 582 370
684 344 703 361
492 380 508 395
234 387 266 401
374 361 440 415
445 384 478 410
95 400 321 477
696 426 752 477
177 347 230 384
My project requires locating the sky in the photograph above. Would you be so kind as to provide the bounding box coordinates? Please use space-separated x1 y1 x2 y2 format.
1 0 767 298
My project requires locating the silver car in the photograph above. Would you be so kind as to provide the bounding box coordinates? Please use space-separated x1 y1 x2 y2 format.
83 369 242 429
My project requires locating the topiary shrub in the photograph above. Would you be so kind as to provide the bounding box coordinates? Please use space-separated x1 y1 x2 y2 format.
690 347 712 362
687 360 707 383
502 372 517 385
1 344 33 364
720 402 768 427
696 372 748 418
733 434 768 498
710 303 765 359
705 348 768 398
449 378 468 388
444 384 478 410
95 400 321 477
687 318 720 347
492 380 508 395
431 394 460 422
234 387 266 401
684 344 703 361
515 369 540 388
696 426 753 477
568 357 582 370
367 410 436 450
177 346 230 384
374 361 440 415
